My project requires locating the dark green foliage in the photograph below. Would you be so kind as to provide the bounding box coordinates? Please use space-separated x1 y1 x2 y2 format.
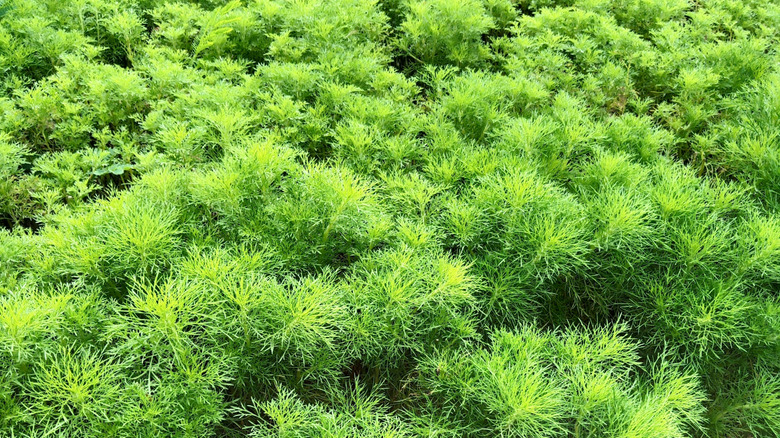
1 0 780 436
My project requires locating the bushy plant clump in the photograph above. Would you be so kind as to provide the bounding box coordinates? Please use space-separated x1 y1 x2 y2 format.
1 0 779 436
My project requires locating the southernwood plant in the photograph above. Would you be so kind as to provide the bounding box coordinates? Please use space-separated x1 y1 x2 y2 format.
1 0 779 437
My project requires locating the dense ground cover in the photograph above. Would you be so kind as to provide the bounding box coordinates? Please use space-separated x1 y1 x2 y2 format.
1 0 779 436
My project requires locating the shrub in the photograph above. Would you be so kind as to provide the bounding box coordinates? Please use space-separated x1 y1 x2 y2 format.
418 324 706 438
1 0 779 436
397 0 496 68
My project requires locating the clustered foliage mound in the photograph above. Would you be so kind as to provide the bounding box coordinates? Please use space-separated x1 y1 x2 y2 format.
1 0 779 436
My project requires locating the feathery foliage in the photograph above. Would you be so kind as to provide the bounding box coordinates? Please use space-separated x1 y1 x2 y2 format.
1 0 779 436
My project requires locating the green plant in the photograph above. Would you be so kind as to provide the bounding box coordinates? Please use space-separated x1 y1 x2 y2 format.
1 0 780 436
